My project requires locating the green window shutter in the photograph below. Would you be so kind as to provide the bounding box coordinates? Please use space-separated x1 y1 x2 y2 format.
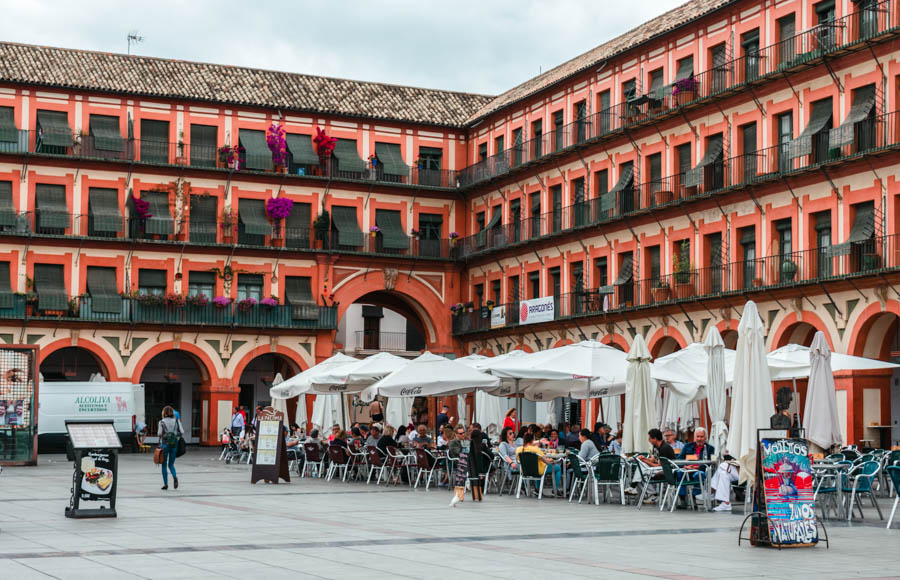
375 142 409 178
0 261 12 309
86 266 122 313
740 227 756 244
0 107 16 143
285 133 319 166
485 208 502 229
285 276 317 320
239 130 273 171
285 202 311 247
847 202 875 243
34 264 67 311
331 205 364 246
189 195 217 242
684 136 723 188
0 181 16 227
36 110 73 147
375 209 408 250
139 119 170 164
35 184 69 230
89 115 124 152
138 269 167 289
648 70 665 99
142 191 173 235
333 139 366 173
88 188 122 233
675 57 694 82
792 98 833 158
189 271 216 287
830 85 876 148
238 199 271 236
609 166 634 193
614 256 634 285
190 124 217 167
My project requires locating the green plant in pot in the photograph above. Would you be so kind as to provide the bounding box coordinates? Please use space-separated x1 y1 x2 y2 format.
313 210 331 244
673 241 694 297
781 259 798 281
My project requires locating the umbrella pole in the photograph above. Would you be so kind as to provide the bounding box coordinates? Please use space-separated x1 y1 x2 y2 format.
586 378 592 428
515 379 521 431
340 394 347 429
792 377 801 426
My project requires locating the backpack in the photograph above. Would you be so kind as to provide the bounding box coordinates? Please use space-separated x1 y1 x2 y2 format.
163 420 180 447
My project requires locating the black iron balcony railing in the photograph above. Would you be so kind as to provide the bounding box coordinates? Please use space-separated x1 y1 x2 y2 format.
455 111 900 260
7 295 338 330
0 131 458 190
452 234 900 335
353 330 409 352
456 0 898 189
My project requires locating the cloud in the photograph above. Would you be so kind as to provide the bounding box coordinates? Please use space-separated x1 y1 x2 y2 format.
0 0 685 94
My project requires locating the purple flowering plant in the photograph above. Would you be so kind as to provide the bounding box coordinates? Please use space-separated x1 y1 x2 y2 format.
237 297 258 312
266 197 294 220
212 296 232 308
260 297 278 308
266 123 288 166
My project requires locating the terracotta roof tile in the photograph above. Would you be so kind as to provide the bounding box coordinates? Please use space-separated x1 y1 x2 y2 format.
0 42 493 127
465 0 733 123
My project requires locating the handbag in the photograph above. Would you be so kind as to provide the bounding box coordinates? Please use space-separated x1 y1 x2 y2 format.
176 436 186 457
153 447 164 464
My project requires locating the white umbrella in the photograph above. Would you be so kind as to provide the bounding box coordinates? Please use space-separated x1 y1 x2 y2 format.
705 327 728 460
653 342 737 401
456 353 489 367
296 393 308 429
310 394 347 431
360 352 499 402
475 389 504 437
384 396 413 429
457 394 467 427
727 301 775 487
311 351 409 390
767 343 898 380
600 395 621 430
622 334 655 455
803 331 843 450
269 353 358 398
545 398 559 426
270 373 289 419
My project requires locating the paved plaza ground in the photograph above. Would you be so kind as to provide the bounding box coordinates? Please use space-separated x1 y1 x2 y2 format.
0 449 897 579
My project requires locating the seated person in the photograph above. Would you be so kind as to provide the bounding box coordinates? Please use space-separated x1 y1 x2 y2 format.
547 429 561 449
396 425 410 447
516 433 562 495
664 429 685 454
376 425 400 457
286 423 301 449
626 428 676 501
412 424 433 448
498 426 519 474
565 425 582 449
348 426 363 449
304 428 327 455
709 455 741 511
677 426 713 460
591 422 613 451
365 425 381 448
609 431 623 456
327 423 341 443
330 429 349 449
437 426 454 448
577 429 600 462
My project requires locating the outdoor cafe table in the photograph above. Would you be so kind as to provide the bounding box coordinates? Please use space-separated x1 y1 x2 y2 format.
673 459 716 511
812 461 850 519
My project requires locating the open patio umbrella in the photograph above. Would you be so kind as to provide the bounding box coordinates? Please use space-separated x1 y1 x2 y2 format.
456 353 489 367
269 353 358 399
727 301 775 487
360 352 499 402
311 351 409 390
622 334 655 455
653 341 736 401
803 331 844 450
767 343 898 381
704 327 728 460
384 395 413 429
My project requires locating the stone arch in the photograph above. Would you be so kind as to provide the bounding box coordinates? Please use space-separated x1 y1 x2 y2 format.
770 312 833 349
848 301 900 359
648 327 688 358
230 345 307 384
39 339 120 381
130 341 219 386
600 333 628 351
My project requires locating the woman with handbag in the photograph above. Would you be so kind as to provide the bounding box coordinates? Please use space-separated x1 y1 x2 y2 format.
157 405 182 490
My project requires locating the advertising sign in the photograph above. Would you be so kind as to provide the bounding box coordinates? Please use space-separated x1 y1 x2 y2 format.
758 437 818 547
251 411 290 484
65 420 121 518
490 305 506 329
0 346 38 465
518 296 555 325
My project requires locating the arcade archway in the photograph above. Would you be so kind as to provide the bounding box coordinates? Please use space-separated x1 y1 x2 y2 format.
236 353 300 413
337 291 428 356
40 347 106 381
138 350 210 442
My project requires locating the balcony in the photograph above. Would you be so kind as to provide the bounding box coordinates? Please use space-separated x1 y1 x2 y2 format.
456 0 899 189
13 296 337 330
0 212 458 260
0 132 458 190
455 111 900 260
352 330 413 353
452 234 899 336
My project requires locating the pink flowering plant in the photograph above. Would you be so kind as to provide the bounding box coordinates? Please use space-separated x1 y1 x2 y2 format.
369 226 380 233
212 296 232 308
313 127 337 158
260 297 278 308
266 123 288 166
185 293 209 307
131 195 153 219
266 197 294 220
236 297 258 312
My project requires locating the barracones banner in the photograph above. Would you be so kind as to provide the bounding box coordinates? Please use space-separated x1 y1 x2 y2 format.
518 296 555 325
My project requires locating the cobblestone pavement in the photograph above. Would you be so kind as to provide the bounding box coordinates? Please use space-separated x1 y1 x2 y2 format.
0 449 897 579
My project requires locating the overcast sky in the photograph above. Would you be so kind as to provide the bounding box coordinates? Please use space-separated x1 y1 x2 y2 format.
2 1 686 95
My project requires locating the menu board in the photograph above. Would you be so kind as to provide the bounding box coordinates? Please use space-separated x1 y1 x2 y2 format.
67 423 123 449
759 438 818 547
250 417 290 484
256 420 280 465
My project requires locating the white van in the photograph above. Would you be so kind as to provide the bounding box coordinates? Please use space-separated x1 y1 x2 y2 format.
38 381 145 453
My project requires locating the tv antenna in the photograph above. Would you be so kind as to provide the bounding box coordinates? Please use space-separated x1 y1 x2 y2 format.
127 31 144 55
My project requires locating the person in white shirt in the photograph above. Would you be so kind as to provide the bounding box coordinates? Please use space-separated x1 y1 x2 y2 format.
577 429 600 462
710 456 741 511
230 406 245 435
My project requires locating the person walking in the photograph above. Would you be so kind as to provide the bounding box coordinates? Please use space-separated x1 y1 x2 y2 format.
230 406 245 436
158 405 182 490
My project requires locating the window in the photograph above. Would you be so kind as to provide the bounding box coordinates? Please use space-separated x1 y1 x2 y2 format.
476 211 485 232
189 124 217 168
491 279 502 304
571 261 584 314
741 29 761 82
647 68 664 108
572 178 586 226
551 184 562 233
594 169 608 221
595 257 609 288
740 227 757 288
814 211 832 277
648 153 662 197
35 183 68 234
363 309 381 350
138 269 167 296
510 199 521 242
676 143 691 190
478 143 488 162
237 274 263 301
418 213 443 257
741 122 758 181
549 267 561 309
815 0 837 50
140 119 170 164
623 79 636 101
553 111 564 151
85 266 121 314
707 233 723 292
648 246 661 281
778 111 793 172
532 119 543 158
574 101 587 143
616 252 634 306
0 181 14 233
529 271 540 299
188 271 215 298
857 0 879 39
418 146 443 187
776 219 793 282
494 135 504 156
709 43 728 93
474 283 484 307
597 90 611 134
529 192 541 238
511 128 523 166
778 14 796 65
509 275 520 303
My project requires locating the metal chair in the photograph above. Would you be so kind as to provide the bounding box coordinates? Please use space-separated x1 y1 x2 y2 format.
366 446 387 485
659 457 702 512
567 452 593 504
384 446 410 486
632 458 664 510
412 448 439 490
496 452 519 496
886 466 900 529
326 446 350 482
302 443 325 478
593 454 626 505
484 453 504 494
516 452 551 499
842 460 883 521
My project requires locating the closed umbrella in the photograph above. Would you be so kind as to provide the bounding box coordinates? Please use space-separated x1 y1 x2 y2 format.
622 334 655 455
545 397 559 426
270 373 289 419
457 394 468 428
704 327 728 460
296 393 308 430
360 352 499 402
310 394 346 431
475 389 504 437
727 301 775 487
803 331 843 450
600 395 621 430
384 396 413 429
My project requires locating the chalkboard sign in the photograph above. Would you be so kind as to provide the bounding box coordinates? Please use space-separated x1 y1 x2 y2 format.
250 407 290 484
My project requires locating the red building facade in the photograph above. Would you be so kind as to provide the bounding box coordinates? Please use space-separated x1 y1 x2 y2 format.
1 0 898 446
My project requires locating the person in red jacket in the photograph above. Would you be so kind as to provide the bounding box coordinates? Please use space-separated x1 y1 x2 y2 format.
502 408 518 432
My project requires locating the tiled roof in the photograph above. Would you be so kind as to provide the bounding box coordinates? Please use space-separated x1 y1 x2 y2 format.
0 42 494 128
465 0 733 123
